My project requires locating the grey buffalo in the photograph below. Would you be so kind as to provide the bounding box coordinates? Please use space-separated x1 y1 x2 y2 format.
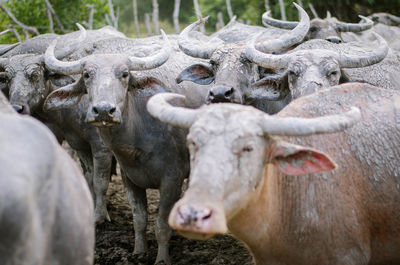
1 25 118 224
245 32 389 108
42 31 208 264
0 92 94 265
147 82 400 265
176 3 309 114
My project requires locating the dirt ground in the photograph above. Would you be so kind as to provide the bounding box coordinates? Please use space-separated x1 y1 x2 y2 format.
94 174 253 265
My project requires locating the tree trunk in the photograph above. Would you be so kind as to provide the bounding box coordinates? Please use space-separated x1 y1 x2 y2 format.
44 0 65 33
216 12 224 31
105 14 112 26
145 13 152 36
108 0 118 29
278 0 286 21
309 3 319 19
9 26 21 42
193 0 205 33
265 0 270 11
133 0 140 37
86 4 95 30
173 0 181 33
47 8 54 33
152 0 159 34
226 0 233 19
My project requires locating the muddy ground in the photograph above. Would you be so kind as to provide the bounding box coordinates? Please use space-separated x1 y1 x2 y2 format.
94 174 253 265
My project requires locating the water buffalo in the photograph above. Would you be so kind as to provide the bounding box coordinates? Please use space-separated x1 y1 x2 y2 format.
42 31 209 264
245 32 389 107
147 82 400 265
1 24 118 224
262 10 373 43
369 12 400 26
176 3 309 114
0 92 94 265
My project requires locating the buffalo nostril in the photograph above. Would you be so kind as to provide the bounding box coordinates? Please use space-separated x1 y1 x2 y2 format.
224 88 234 98
93 107 99 114
209 91 214 97
109 107 116 115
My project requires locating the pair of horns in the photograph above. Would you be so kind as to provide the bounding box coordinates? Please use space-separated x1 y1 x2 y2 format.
263 12 373 33
44 26 171 75
147 93 360 137
178 3 310 58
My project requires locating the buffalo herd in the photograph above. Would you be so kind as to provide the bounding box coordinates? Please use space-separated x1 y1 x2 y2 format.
1 4 400 265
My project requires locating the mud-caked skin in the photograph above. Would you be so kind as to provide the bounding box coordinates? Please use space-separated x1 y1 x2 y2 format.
147 82 400 265
0 93 94 265
43 33 209 265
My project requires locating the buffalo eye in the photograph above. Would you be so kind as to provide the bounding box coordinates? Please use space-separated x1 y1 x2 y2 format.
122 71 129 78
30 71 40 81
83 72 90 79
328 70 338 77
309 26 318 33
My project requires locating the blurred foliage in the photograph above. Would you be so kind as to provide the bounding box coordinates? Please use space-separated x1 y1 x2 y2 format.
0 0 399 43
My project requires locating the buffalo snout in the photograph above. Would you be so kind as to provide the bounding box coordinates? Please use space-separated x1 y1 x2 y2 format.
87 101 121 126
207 86 235 103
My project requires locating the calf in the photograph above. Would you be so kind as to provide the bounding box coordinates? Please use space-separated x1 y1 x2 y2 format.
0 92 94 265
147 82 400 265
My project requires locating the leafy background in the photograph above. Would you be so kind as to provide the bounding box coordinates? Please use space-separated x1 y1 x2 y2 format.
0 0 399 43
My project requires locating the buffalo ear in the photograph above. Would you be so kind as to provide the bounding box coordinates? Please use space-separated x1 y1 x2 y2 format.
130 76 168 96
43 78 85 111
176 63 214 85
249 74 288 101
271 141 336 176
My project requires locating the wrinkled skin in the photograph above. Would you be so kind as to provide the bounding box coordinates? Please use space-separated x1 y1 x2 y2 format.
0 93 94 265
167 83 400 265
1 29 123 224
44 37 208 265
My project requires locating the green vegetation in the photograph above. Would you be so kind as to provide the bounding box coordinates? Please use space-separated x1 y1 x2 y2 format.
0 0 399 43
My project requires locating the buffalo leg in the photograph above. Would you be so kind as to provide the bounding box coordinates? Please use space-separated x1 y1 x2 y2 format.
122 173 148 257
154 180 183 265
92 145 112 223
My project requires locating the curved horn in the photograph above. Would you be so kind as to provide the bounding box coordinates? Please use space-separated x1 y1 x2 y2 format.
245 34 292 69
262 11 298 29
0 42 19 56
337 33 388 68
54 23 87 58
335 15 373 32
256 3 309 52
261 106 361 136
44 23 87 75
128 30 171 70
146 93 199 128
178 16 223 59
388 14 400 24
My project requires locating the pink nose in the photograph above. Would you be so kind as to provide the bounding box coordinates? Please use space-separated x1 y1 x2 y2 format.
176 204 213 229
